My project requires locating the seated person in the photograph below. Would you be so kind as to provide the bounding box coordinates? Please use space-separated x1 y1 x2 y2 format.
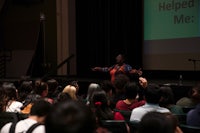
186 83 200 127
130 83 170 122
1 99 52 133
45 100 96 133
138 111 183 133
90 89 125 121
159 86 184 114
176 86 197 107
115 82 145 111
3 82 23 113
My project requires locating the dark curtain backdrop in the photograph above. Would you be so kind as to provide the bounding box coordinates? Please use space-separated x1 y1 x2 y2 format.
76 0 143 79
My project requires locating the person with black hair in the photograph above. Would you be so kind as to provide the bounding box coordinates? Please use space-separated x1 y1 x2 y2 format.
130 84 170 122
115 82 145 111
1 99 52 133
159 86 184 114
46 79 60 100
45 100 96 133
138 112 183 133
3 82 23 113
92 54 142 83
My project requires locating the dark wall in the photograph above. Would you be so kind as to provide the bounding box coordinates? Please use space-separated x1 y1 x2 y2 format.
0 0 57 77
76 0 143 79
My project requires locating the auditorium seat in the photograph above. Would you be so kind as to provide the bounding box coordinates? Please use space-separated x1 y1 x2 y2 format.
128 121 140 133
182 106 195 114
180 124 200 133
113 109 132 121
173 114 187 124
100 120 128 133
0 112 18 129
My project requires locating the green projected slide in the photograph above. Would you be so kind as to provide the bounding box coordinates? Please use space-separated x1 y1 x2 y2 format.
144 0 200 40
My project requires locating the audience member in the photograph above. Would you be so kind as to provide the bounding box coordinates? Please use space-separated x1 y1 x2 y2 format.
138 111 183 133
115 82 145 111
55 92 72 103
111 74 130 109
101 80 114 100
69 80 85 101
46 79 60 100
1 99 52 133
17 80 33 103
34 81 53 104
90 89 124 121
130 83 170 122
159 86 184 114
62 84 78 101
3 82 23 113
176 86 197 107
85 83 101 105
186 83 200 127
90 89 130 133
100 80 115 108
0 87 7 112
45 100 96 133
137 77 148 101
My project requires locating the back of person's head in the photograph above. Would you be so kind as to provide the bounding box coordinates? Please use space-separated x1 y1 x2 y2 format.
47 79 59 97
70 80 79 92
159 86 175 105
56 92 72 103
18 81 33 93
164 113 181 132
91 90 114 120
62 85 77 100
34 81 48 97
3 82 18 100
113 74 130 93
47 79 58 89
91 90 108 109
138 112 175 133
124 82 139 99
45 100 96 133
191 83 200 102
18 81 33 102
101 80 114 94
86 83 101 101
145 83 161 104
30 99 52 117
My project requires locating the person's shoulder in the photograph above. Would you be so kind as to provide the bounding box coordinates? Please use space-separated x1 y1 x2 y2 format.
158 106 171 113
0 122 12 133
131 105 145 112
116 100 124 105
12 101 23 107
115 100 127 110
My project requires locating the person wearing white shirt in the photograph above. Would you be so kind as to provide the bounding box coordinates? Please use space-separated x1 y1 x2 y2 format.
130 84 170 122
1 99 52 133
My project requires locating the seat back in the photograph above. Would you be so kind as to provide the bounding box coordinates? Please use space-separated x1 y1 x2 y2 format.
113 109 131 121
0 112 18 129
17 113 29 121
173 114 187 124
180 124 200 133
100 120 128 133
